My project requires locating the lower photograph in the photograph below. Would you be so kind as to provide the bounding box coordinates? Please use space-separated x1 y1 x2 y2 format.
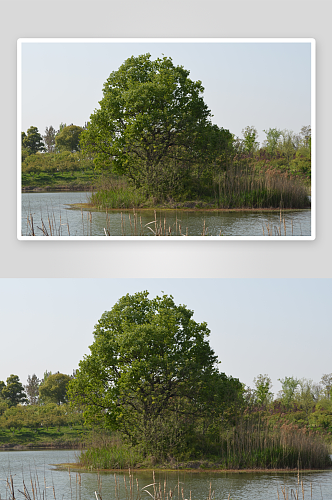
0 278 331 499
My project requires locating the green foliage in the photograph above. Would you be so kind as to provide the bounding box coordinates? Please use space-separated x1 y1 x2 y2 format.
43 125 56 153
278 376 299 408
263 128 282 156
290 146 311 176
295 379 321 420
79 432 144 469
242 126 259 154
252 374 273 406
22 126 45 155
0 402 87 446
280 130 299 167
90 183 147 209
310 399 332 429
22 151 95 181
80 53 217 195
55 125 84 152
320 373 332 399
300 125 311 149
39 373 72 405
1 375 27 407
68 291 243 457
0 380 5 399
25 374 41 405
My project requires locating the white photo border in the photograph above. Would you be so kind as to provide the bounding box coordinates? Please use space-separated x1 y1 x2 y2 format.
17 38 316 241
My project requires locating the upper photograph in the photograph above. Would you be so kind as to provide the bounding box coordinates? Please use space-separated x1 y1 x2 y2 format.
18 38 315 240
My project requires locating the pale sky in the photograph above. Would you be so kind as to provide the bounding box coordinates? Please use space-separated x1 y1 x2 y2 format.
1 278 329 396
20 40 312 146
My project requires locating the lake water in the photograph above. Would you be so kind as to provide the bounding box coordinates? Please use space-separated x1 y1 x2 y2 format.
21 192 312 238
0 449 331 500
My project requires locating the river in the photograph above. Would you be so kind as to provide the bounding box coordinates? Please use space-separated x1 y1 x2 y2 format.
20 192 312 238
0 449 331 500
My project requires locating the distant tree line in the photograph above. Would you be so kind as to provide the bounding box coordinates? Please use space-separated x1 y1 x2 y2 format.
242 373 332 432
0 371 84 435
0 371 73 407
22 123 86 162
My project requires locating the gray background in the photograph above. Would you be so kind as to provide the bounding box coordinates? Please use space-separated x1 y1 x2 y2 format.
2 0 330 278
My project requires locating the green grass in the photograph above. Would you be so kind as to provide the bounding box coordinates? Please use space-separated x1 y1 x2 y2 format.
90 186 147 209
0 425 91 448
22 169 103 191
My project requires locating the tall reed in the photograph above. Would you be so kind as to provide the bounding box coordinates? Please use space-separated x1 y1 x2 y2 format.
213 165 309 209
90 177 147 209
203 421 331 470
76 420 331 471
78 432 145 470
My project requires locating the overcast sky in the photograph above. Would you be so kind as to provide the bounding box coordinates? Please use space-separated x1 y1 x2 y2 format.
20 39 312 145
1 278 329 396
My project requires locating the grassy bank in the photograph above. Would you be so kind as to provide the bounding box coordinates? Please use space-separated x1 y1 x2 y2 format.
0 424 92 449
22 169 103 192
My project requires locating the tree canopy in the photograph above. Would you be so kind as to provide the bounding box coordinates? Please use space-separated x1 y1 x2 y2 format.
55 125 84 152
43 126 57 153
39 373 72 405
25 374 41 405
22 126 45 156
1 375 27 407
80 54 220 195
68 292 242 453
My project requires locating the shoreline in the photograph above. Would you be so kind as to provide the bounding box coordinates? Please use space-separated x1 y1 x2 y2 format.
22 189 311 212
0 443 83 450
22 186 93 193
67 203 311 213
56 463 332 474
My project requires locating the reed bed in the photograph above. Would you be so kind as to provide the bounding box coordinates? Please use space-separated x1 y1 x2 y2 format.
204 422 332 470
213 165 309 210
76 421 331 472
88 165 310 211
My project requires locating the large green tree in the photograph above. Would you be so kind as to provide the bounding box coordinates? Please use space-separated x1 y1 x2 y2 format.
68 292 242 454
1 375 27 407
80 54 214 195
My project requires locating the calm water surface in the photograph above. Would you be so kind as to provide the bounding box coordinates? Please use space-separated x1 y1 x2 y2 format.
0 450 331 500
21 192 311 237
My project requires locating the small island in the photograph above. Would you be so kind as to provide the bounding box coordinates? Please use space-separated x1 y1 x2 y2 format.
1 292 330 473
22 54 311 215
